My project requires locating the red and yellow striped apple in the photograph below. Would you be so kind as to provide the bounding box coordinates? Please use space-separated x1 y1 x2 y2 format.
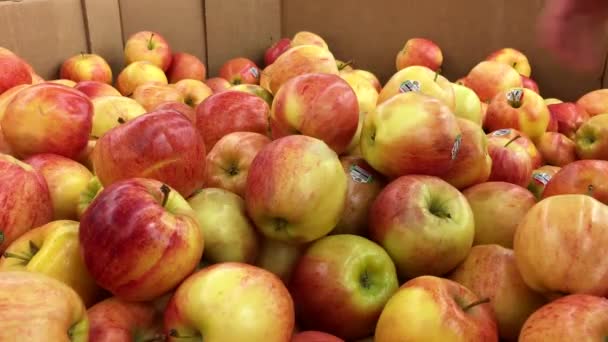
395 38 443 71
166 52 206 83
124 31 172 71
487 130 534 187
219 57 261 85
116 61 168 96
0 52 32 94
541 160 608 204
465 61 523 102
576 88 608 117
548 102 589 139
378 65 455 109
74 80 121 99
172 79 212 108
485 48 531 76
536 132 577 166
90 95 147 138
575 113 608 160
60 53 112 84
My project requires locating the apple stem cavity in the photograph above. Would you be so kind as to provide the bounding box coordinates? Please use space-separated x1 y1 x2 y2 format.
147 33 155 50
462 297 491 312
360 269 372 289
160 184 171 207
504 135 521 148
588 184 595 197
273 217 288 232
117 117 126 124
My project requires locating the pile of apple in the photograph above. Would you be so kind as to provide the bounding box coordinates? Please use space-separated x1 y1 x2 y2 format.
0 28 607 342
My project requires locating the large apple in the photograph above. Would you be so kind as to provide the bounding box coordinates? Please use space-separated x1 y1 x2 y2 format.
485 48 532 76
536 132 577 166
270 73 359 154
91 109 206 198
448 245 546 341
245 135 347 243
166 52 206 83
88 297 164 342
0 83 29 155
264 37 292 66
547 102 589 139
361 92 461 178
0 52 32 93
527 165 561 200
463 181 536 248
0 220 100 307
514 194 608 297
255 237 307 284
219 57 261 85
132 83 184 111
188 188 259 264
484 88 550 142
452 82 483 126
0 154 52 253
60 53 112 84
395 37 443 71
519 294 608 341
204 77 231 93
486 130 534 187
163 263 294 342
291 31 329 50
541 160 608 204
465 60 523 102
25 153 93 220
90 95 147 138
369 175 474 279
0 271 89 341
124 30 172 71
116 61 168 96
374 275 499 341
80 178 203 301
74 80 121 99
377 65 455 110
2 83 93 159
172 79 212 108
205 131 271 197
289 234 399 340
576 88 608 117
575 113 608 160
195 90 270 151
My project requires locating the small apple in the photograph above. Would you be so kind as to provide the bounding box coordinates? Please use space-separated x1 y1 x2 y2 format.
255 237 307 284
0 53 32 94
575 113 608 160
264 37 292 66
536 132 577 166
395 37 443 71
91 95 147 138
485 48 532 77
527 165 561 200
452 82 483 126
465 60 523 102
74 80 121 99
166 52 206 83
60 53 112 84
291 31 329 50
204 77 231 93
116 60 168 96
541 160 608 204
486 130 534 187
219 57 261 85
132 83 184 111
576 88 608 117
230 84 274 106
124 30 172 71
153 101 196 123
548 102 589 139
172 79 212 108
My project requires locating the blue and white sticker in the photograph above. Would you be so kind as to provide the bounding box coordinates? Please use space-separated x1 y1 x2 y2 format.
249 67 260 79
492 129 512 137
507 88 524 103
533 172 552 185
399 80 421 93
350 165 373 183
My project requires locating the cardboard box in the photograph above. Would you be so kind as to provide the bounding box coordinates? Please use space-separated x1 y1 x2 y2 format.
0 0 605 100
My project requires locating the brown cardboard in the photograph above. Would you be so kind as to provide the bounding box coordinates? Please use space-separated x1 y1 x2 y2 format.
81 0 124 76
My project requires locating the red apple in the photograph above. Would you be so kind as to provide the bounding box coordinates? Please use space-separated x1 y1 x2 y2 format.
547 102 589 139
486 130 534 187
91 109 206 198
116 61 168 96
536 132 577 166
521 75 539 93
166 52 206 83
0 53 32 94
575 113 608 160
0 153 53 253
124 30 172 71
374 276 499 341
271 73 359 154
132 83 184 111
74 80 121 99
2 83 92 159
265 38 292 66
541 160 608 204
60 53 112 84
466 61 523 102
219 57 261 85
204 77 231 93
289 234 399 340
527 165 561 200
488 128 542 168
576 88 608 117
205 131 271 197
292 331 344 342
172 79 212 108
485 48 532 76
519 294 608 341
463 182 536 248
195 90 270 150
153 101 196 123
79 178 203 301
0 84 29 155
395 37 443 71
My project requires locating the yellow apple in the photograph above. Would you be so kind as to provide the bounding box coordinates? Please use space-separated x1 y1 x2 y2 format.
91 96 147 138
452 83 483 126
339 69 379 114
172 79 213 108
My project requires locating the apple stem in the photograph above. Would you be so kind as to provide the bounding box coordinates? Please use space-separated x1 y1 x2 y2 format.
148 33 155 50
160 184 171 207
588 184 595 197
504 135 521 148
339 59 355 70
3 252 30 262
462 297 491 312
117 117 126 124
434 68 442 82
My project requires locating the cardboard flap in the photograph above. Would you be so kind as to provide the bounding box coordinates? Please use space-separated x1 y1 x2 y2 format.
82 0 124 76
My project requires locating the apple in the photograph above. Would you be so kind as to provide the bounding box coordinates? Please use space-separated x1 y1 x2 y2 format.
172 79 212 107
255 237 307 284
261 44 339 94
465 60 523 102
163 263 294 342
536 132 577 166
166 52 206 83
544 98 562 105
265 38 292 66
291 31 329 50
463 181 536 248
0 53 32 94
452 83 483 126
519 196 608 299
195 90 270 150
246 135 347 243
205 131 271 197
116 60 168 96
60 53 112 84
486 130 534 187
361 92 461 178
188 188 259 264
153 101 196 123
219 57 261 85
74 80 121 99
488 128 542 168
349 69 382 92
80 178 203 301
546 109 559 132
48 79 77 87
442 118 492 190
484 88 550 142
2 83 92 159
377 65 455 110
204 77 231 93
331 156 385 236
374 275 498 341
575 113 608 160
292 331 344 342
519 294 608 341
448 245 547 341
25 153 93 220
0 271 88 341
485 48 532 76
77 176 103 219
289 234 399 340
369 175 475 279
124 30 172 71
91 109 206 198
521 75 539 93
576 88 608 117
527 165 561 200
548 102 589 139
90 95 147 138
0 220 101 307
541 160 608 204
230 83 274 106
339 69 379 114
395 37 443 71
88 297 164 342
270 73 359 154
132 83 184 111
0 84 29 155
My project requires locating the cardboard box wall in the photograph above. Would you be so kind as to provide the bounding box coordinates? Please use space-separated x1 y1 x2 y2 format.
0 0 606 101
